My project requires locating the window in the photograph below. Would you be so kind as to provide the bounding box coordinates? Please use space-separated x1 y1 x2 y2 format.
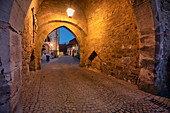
45 36 51 42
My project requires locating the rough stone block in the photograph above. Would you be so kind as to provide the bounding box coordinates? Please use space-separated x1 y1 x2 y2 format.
0 78 11 113
138 80 156 94
141 59 154 71
0 27 10 74
140 46 155 58
0 0 13 22
0 102 11 113
10 30 22 71
9 0 26 31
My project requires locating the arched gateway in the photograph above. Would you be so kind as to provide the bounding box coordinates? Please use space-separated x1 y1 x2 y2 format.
0 0 169 112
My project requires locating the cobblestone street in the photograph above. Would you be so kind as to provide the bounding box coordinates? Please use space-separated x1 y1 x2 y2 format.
22 56 169 113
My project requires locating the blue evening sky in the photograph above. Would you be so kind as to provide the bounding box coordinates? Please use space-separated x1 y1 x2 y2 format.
59 27 75 44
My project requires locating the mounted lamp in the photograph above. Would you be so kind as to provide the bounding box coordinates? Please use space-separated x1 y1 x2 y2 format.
50 43 53 47
67 8 75 18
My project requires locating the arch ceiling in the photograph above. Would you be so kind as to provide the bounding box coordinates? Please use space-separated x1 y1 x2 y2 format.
37 0 88 34
35 0 88 54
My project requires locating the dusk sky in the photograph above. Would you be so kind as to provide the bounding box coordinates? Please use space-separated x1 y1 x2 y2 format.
59 27 75 44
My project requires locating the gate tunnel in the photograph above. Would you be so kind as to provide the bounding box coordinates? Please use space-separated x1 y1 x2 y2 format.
0 0 169 112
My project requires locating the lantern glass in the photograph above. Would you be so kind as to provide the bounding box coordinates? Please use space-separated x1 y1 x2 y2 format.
67 8 75 18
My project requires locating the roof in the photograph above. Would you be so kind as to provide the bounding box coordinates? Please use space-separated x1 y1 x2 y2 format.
67 38 77 46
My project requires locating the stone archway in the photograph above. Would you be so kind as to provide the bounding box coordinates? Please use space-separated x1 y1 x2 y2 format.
35 24 86 70
131 0 156 94
131 0 170 95
22 0 88 72
0 0 169 112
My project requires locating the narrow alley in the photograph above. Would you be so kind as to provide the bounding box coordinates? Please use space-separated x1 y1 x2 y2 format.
22 56 169 113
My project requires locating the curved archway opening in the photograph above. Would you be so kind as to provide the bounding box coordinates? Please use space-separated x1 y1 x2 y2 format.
40 26 81 67
59 27 79 57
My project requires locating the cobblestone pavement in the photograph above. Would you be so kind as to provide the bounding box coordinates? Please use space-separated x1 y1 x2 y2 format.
22 56 170 113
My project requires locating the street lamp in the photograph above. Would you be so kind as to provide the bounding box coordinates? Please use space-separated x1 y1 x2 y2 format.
50 43 53 52
72 46 75 56
67 8 75 18
50 43 53 58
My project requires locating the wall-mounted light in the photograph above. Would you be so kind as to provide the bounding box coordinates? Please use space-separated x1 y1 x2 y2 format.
67 8 75 18
50 43 53 53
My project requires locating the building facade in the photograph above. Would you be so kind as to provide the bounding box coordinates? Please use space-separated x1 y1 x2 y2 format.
42 29 59 58
67 38 80 58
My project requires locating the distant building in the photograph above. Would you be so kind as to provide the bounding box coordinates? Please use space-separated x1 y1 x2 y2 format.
67 38 80 58
59 44 67 55
41 29 59 58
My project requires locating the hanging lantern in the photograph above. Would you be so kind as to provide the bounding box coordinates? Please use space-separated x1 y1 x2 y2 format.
67 8 75 18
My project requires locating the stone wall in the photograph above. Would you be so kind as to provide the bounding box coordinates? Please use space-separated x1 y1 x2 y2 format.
0 21 12 113
0 0 31 112
151 0 170 97
0 1 13 111
22 0 39 72
10 27 22 113
132 0 156 94
83 0 140 85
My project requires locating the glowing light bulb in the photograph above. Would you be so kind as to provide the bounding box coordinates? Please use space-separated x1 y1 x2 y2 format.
67 8 75 18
